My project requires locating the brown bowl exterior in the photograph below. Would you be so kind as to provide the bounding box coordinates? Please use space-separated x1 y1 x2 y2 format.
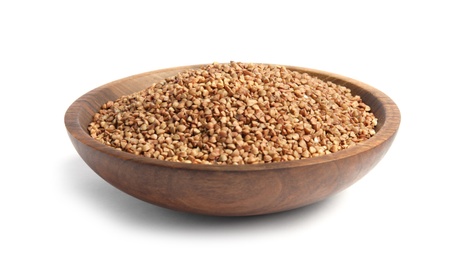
64 64 400 216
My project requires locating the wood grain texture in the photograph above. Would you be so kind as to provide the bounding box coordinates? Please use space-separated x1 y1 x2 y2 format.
64 64 400 216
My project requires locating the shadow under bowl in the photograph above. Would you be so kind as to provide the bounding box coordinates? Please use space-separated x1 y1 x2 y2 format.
64 64 400 216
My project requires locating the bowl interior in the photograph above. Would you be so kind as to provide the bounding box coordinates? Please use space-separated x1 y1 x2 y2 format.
68 64 399 170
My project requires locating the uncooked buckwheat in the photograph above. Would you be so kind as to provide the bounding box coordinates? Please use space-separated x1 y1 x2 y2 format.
88 62 378 164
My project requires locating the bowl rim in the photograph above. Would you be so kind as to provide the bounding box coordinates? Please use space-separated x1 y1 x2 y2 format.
65 63 401 172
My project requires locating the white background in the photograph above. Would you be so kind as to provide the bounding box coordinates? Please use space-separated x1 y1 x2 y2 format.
1 0 468 259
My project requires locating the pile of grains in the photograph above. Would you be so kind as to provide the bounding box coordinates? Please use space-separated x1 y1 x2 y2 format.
89 62 377 164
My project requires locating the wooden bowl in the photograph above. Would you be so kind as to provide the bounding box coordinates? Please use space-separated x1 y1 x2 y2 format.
64 64 400 216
